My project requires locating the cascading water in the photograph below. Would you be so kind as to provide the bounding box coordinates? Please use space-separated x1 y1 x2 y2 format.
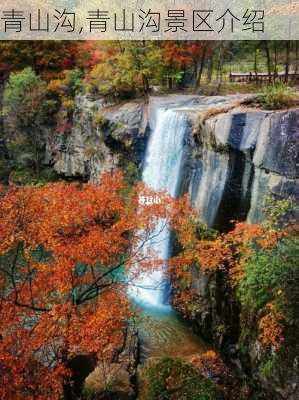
128 104 207 362
129 107 189 309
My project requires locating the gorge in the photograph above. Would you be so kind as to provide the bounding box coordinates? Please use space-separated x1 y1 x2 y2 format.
47 93 298 399
2 91 297 399
1 39 299 400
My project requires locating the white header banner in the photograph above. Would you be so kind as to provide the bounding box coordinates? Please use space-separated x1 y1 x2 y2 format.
0 0 298 40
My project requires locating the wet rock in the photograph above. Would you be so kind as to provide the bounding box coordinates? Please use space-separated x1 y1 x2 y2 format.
103 101 147 142
190 150 230 227
206 110 267 151
247 168 299 223
246 338 299 400
188 107 298 226
171 99 299 400
253 110 299 179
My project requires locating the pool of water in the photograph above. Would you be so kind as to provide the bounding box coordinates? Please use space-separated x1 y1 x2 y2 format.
136 305 208 363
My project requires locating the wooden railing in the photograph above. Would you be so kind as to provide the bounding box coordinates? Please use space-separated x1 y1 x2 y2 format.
229 72 299 83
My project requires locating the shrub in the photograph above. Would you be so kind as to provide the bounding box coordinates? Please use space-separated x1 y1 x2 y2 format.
0 159 11 184
142 357 220 400
237 237 299 320
3 67 47 129
93 111 109 130
259 357 275 379
65 68 83 97
263 196 296 230
237 237 299 383
48 68 83 99
87 61 137 99
9 167 58 186
48 68 83 137
256 83 297 110
120 160 140 186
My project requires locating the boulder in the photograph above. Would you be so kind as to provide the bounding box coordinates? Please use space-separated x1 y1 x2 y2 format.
84 328 138 400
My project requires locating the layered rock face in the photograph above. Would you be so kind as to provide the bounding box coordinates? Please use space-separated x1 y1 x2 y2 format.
51 95 147 182
179 101 299 399
189 107 299 227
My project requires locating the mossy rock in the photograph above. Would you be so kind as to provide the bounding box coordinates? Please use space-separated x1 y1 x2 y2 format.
92 111 110 130
140 357 222 400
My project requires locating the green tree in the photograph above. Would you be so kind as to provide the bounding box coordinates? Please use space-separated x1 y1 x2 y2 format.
3 67 48 176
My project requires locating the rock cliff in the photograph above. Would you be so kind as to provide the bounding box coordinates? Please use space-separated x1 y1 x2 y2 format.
189 105 298 227
50 95 298 229
50 95 147 182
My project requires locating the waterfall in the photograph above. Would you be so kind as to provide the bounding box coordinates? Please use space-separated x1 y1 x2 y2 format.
129 108 189 309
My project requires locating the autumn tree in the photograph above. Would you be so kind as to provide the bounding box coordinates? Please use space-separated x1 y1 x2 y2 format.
0 171 186 399
184 42 214 88
0 41 78 82
47 68 84 135
162 41 193 89
86 41 163 98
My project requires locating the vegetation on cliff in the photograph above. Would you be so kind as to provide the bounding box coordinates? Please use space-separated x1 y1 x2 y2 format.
256 83 298 109
170 197 298 397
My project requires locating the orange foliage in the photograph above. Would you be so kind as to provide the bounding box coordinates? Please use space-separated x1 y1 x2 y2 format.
170 217 282 292
191 350 229 379
163 42 193 69
163 41 212 69
0 171 182 399
74 42 114 70
196 238 232 272
258 304 285 351
225 223 283 285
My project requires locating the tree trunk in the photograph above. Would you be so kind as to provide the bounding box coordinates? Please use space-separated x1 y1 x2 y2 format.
192 60 198 87
264 42 272 82
216 43 224 92
142 74 150 96
274 43 278 82
196 44 208 88
27 125 40 178
285 41 291 83
254 48 258 83
207 56 214 83
295 41 299 74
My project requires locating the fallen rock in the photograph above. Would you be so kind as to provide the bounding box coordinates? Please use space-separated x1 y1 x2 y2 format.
84 328 138 400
